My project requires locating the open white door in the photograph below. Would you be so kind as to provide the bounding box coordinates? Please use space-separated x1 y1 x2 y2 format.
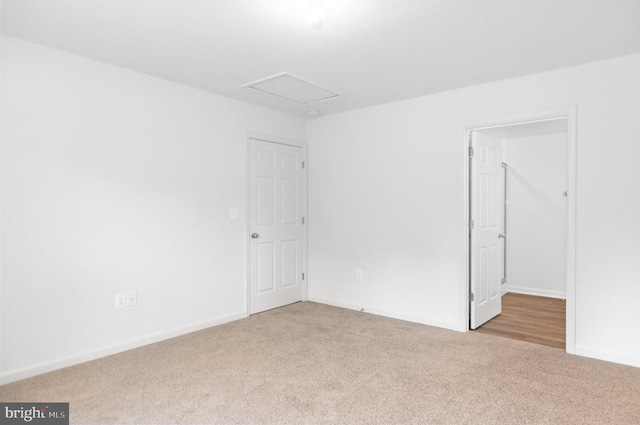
249 138 304 314
470 131 503 329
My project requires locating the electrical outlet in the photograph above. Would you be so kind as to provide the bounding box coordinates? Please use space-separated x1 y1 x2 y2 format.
356 269 364 281
115 293 127 309
127 291 137 307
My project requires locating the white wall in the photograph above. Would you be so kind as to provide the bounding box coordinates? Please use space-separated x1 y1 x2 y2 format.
503 126 567 298
0 36 306 383
2 36 639 382
0 15 4 379
307 53 640 367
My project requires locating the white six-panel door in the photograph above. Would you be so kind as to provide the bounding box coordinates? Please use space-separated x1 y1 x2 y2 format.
470 131 503 329
249 139 304 314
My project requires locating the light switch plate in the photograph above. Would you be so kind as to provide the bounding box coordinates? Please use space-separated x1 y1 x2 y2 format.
115 293 127 309
229 208 239 220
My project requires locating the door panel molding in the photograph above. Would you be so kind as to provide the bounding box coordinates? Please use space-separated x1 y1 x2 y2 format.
470 131 503 329
246 134 308 315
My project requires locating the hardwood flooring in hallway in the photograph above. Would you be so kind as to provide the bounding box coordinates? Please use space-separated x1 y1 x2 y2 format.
475 292 566 349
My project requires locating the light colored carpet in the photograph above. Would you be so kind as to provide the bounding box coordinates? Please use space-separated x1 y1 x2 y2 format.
1 301 639 424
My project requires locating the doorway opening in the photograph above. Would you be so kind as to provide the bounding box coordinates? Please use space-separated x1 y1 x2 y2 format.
464 108 576 353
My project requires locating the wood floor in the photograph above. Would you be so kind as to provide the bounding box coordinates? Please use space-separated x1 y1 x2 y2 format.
474 292 566 349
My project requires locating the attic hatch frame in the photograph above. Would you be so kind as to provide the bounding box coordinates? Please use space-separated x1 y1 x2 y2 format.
241 72 346 106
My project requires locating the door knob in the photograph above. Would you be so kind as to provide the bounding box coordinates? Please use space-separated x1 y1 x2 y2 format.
251 233 259 239
499 233 506 239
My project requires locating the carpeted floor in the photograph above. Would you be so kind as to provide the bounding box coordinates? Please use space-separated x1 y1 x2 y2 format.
1 302 639 424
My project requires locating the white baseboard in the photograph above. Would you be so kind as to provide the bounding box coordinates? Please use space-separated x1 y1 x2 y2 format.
574 346 640 368
508 286 566 299
0 312 246 385
307 296 462 332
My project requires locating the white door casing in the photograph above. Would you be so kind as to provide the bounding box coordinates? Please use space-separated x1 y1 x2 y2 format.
249 138 305 314
463 107 577 354
470 131 503 329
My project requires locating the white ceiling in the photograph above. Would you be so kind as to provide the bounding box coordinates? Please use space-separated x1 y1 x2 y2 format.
3 0 640 118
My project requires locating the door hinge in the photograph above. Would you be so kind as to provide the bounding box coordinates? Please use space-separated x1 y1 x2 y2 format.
302 161 305 169
468 146 474 157
302 217 305 225
469 219 475 230
302 272 305 280
470 292 475 302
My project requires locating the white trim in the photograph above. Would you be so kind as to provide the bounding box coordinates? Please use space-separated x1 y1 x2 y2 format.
0 312 246 385
246 133 308 315
240 72 347 106
247 131 307 148
463 109 574 132
308 297 462 332
574 346 640 368
462 105 577 355
507 287 567 300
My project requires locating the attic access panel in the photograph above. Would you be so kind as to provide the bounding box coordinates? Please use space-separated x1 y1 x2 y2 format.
242 73 341 105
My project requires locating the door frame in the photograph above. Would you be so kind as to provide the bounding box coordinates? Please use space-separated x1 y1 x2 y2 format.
245 132 308 316
462 106 577 354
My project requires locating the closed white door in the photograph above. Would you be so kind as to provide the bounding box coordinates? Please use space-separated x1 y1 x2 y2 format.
249 139 304 314
470 131 503 329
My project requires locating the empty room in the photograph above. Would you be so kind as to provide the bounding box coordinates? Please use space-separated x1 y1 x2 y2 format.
1 1 640 424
